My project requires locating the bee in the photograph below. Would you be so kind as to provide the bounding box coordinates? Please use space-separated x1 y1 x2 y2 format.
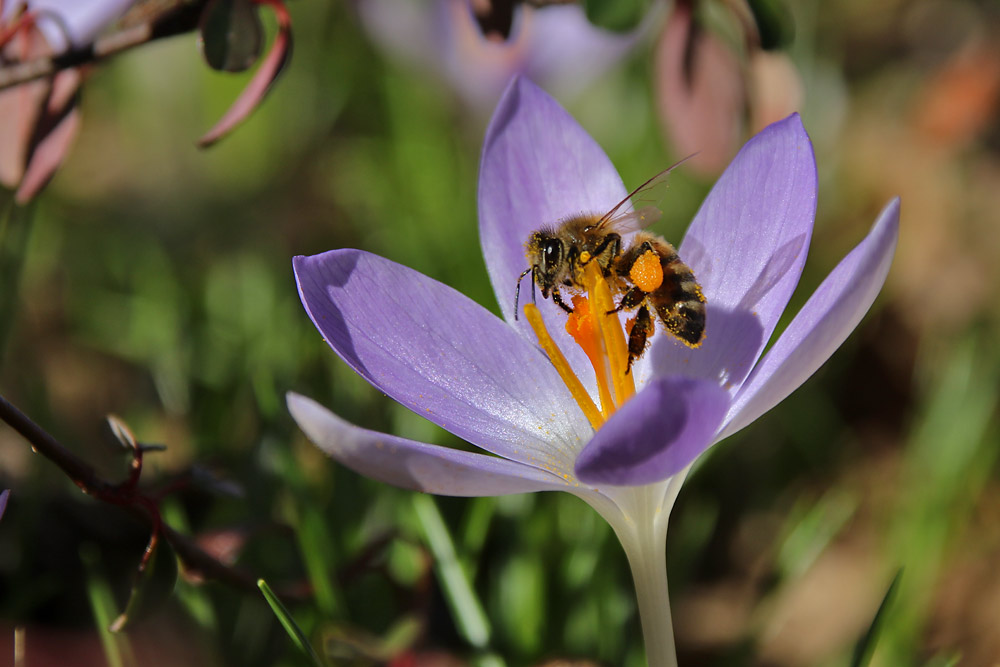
514 161 706 373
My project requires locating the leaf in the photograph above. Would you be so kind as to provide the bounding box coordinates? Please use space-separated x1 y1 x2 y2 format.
197 0 293 148
850 569 903 667
412 494 491 650
582 0 650 33
81 544 128 667
199 0 264 73
258 578 324 666
106 414 138 451
746 0 795 50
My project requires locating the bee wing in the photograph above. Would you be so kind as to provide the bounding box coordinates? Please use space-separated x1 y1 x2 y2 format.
595 153 696 230
600 205 662 234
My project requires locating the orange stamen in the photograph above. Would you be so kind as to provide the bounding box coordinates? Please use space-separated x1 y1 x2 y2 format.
565 295 615 419
523 264 637 431
582 262 636 405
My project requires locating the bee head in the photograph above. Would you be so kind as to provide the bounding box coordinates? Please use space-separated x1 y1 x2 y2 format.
526 230 564 292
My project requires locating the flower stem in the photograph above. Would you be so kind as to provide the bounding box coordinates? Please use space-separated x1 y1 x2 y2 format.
599 474 688 667
622 524 677 667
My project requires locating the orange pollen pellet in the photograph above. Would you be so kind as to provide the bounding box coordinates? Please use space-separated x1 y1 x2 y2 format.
629 250 663 292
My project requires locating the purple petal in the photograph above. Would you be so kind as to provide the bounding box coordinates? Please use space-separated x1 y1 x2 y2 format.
294 249 592 477
720 198 900 439
574 376 730 485
478 76 627 373
288 393 572 496
0 489 9 521
655 115 817 387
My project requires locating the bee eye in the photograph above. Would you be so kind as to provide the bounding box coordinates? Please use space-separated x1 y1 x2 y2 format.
543 239 561 267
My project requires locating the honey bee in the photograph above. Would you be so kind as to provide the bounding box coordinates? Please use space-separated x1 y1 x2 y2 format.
514 162 706 373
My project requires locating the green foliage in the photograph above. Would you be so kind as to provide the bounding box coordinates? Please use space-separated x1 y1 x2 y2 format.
259 578 324 666
582 0 652 33
850 569 902 667
746 0 795 50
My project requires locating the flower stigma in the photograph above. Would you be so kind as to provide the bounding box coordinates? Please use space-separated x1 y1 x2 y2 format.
523 262 636 432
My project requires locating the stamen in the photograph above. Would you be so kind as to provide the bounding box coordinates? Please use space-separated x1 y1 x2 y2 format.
524 303 604 431
524 265 637 431
565 295 615 419
582 262 636 405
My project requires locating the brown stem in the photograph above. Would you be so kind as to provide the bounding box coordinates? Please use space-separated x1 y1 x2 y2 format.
0 2 205 91
0 392 260 594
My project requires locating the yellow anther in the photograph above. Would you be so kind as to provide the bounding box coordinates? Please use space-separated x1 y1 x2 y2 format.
524 303 604 431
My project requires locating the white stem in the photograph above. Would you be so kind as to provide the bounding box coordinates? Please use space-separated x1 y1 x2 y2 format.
622 527 676 667
591 470 688 667
581 469 690 667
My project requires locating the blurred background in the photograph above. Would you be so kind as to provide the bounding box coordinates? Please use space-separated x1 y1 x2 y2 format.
1 0 999 665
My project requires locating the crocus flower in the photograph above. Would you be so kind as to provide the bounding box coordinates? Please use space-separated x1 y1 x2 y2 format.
356 0 645 113
288 77 899 665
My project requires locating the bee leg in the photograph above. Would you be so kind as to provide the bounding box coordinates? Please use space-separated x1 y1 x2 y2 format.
626 305 654 374
551 288 574 314
581 233 621 268
607 286 646 315
617 240 663 275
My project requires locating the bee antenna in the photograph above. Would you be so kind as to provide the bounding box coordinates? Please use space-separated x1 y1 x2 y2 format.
514 266 532 321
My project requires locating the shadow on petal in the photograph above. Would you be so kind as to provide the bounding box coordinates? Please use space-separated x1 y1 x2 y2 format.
739 232 808 312
647 305 764 393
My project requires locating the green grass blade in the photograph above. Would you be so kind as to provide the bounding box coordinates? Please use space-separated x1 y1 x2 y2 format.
81 544 127 667
412 494 492 650
851 569 903 667
257 578 324 666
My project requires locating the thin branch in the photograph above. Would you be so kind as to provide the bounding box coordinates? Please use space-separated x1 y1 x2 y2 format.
0 2 205 91
0 393 114 496
0 392 260 594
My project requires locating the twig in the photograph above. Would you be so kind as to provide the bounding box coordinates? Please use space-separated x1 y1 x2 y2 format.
0 392 260 594
0 2 205 91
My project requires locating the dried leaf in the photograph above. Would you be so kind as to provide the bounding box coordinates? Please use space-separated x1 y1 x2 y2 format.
197 0 292 148
199 0 263 73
